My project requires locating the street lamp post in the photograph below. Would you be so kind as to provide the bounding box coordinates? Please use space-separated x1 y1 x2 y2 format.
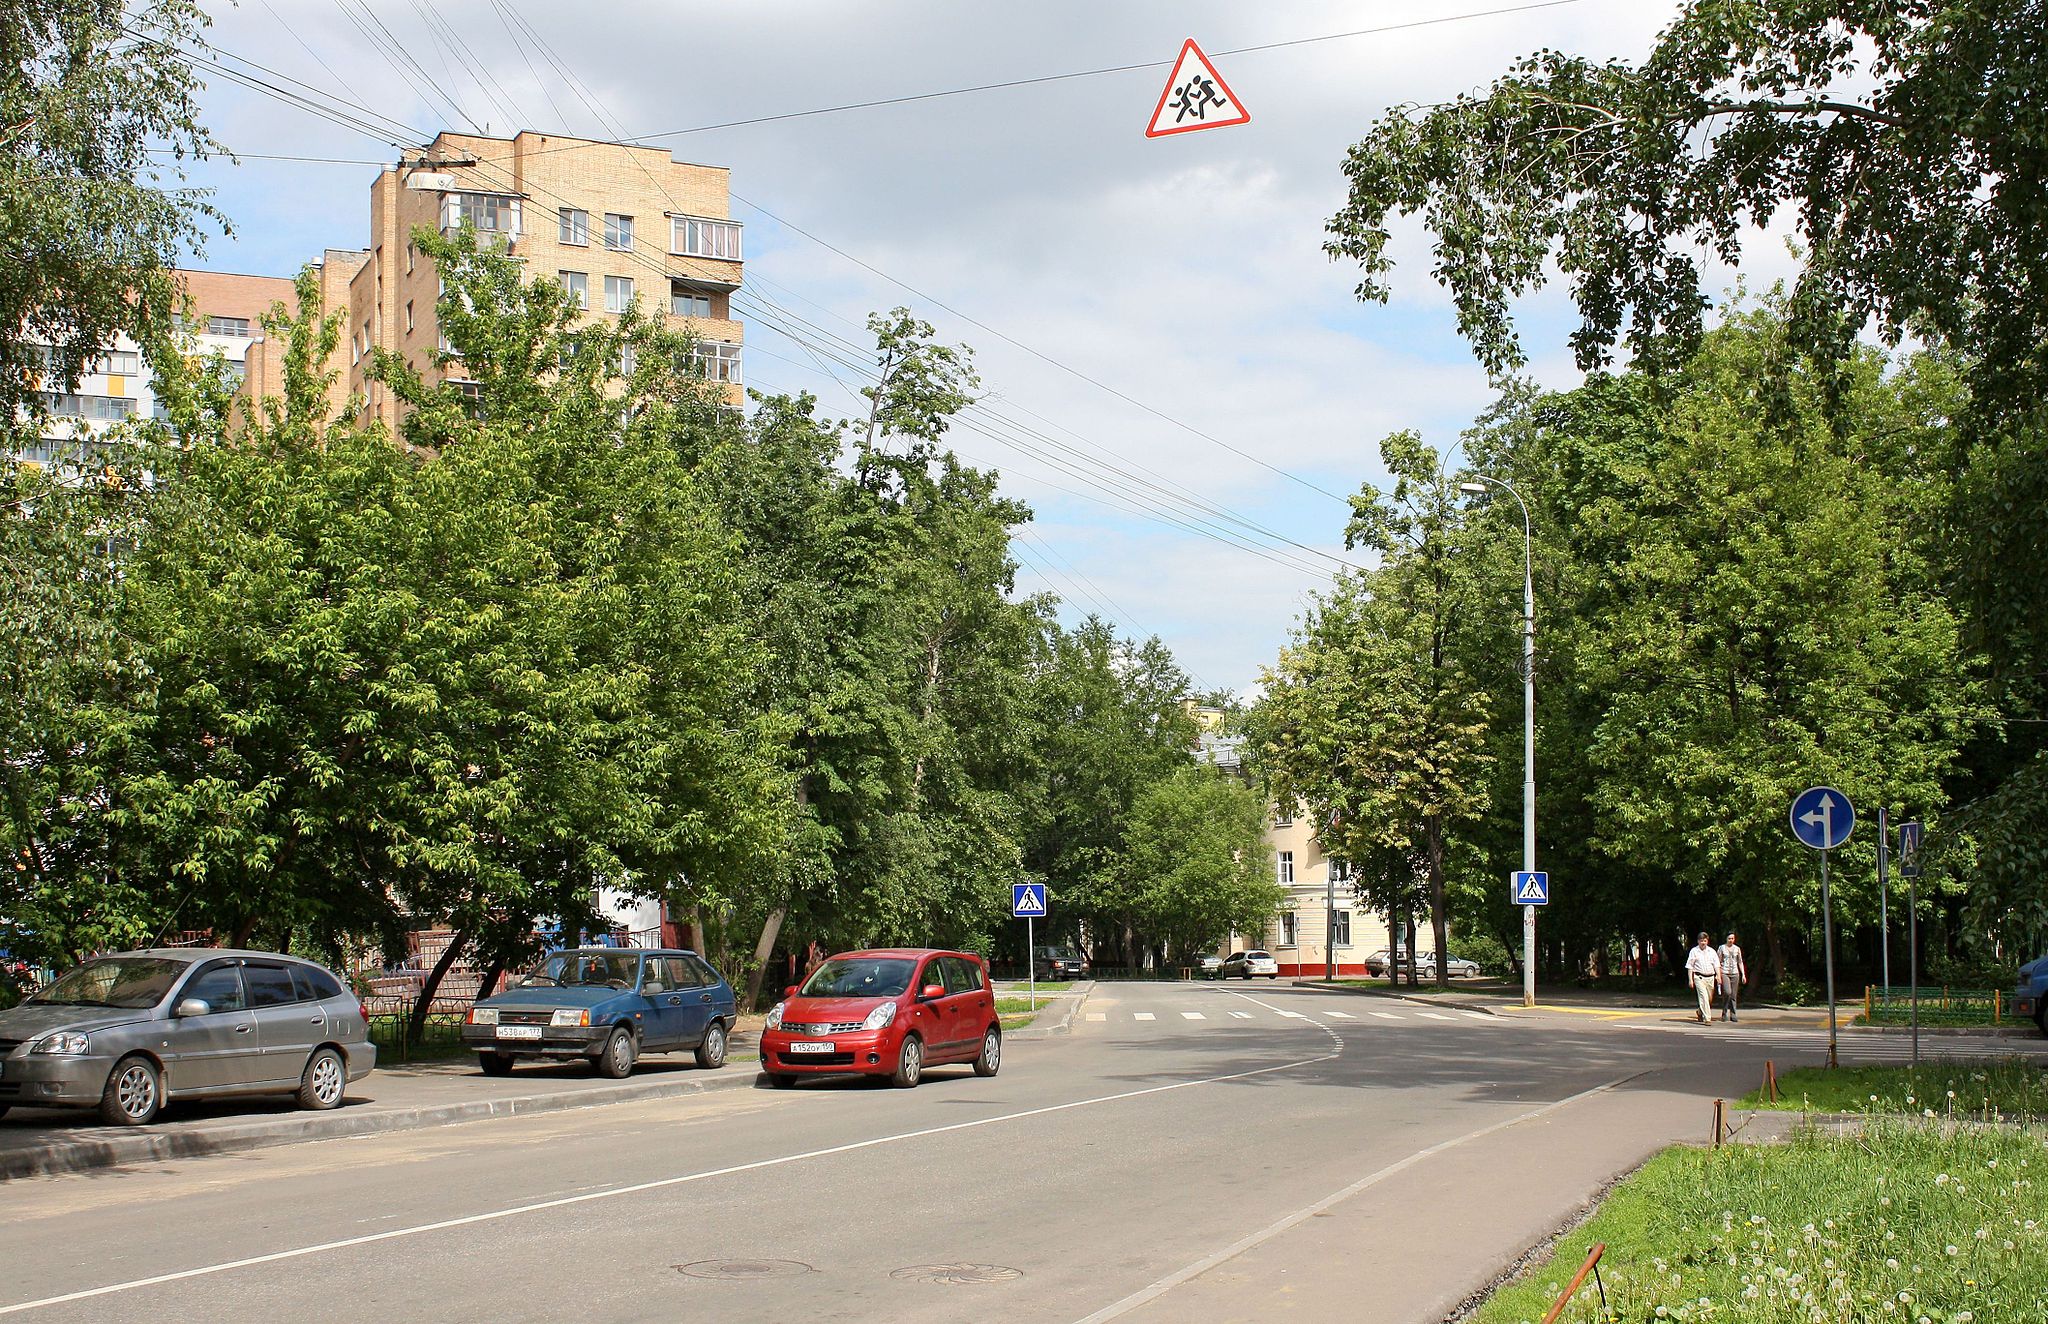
1461 475 1536 1009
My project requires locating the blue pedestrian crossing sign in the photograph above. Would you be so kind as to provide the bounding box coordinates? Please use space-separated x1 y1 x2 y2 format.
1898 820 1923 878
1789 786 1855 851
1512 871 1549 905
1012 883 1048 917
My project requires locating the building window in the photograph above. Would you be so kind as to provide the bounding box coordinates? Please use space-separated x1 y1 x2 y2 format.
686 340 741 383
559 271 588 309
559 208 589 245
671 289 712 318
1278 912 1298 946
1328 858 1351 883
603 275 634 314
1331 911 1351 947
603 213 633 251
618 341 637 376
670 215 742 260
1277 851 1294 885
404 301 415 334
1274 803 1293 828
39 391 136 420
444 192 520 235
206 316 251 338
93 349 141 376
407 243 416 274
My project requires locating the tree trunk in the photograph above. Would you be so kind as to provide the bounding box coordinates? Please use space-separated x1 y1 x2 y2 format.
743 906 787 1011
1764 913 1787 992
230 915 258 948
475 951 509 1002
406 927 470 1047
1425 818 1451 988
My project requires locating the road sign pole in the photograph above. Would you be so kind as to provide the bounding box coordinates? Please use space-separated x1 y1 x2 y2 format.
1027 914 1036 1013
1909 861 1919 1066
1876 806 1890 992
1821 847 1838 1069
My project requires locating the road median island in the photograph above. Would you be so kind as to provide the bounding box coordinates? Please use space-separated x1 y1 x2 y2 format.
0 1051 763 1182
1464 1109 2048 1323
1005 980 1094 1039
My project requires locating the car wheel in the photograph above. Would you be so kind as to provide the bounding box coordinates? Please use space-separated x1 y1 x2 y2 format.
478 1052 516 1077
0 1104 9 1120
891 1034 924 1088
2036 1007 2047 1040
297 1046 347 1111
973 1027 1001 1077
761 1071 797 1089
98 1054 161 1126
695 1020 728 1070
593 1026 636 1079
1240 969 1252 981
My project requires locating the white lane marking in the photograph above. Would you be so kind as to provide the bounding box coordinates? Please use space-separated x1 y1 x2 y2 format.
1228 1011 1254 1019
1086 1012 1107 1022
1181 1012 1207 1020
1462 1011 1491 1021
1369 1012 1400 1021
1326 1011 1354 1019
0 1032 1343 1317
1416 1012 1454 1021
1067 1071 1649 1324
1133 1012 1156 1022
1277 1011 1307 1019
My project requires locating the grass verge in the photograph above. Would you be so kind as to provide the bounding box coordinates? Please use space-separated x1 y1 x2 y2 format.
995 980 1074 992
1737 1058 2048 1121
995 996 1044 1031
1473 1120 2048 1323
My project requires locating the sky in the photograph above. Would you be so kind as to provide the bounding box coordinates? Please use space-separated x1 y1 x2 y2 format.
170 0 1699 694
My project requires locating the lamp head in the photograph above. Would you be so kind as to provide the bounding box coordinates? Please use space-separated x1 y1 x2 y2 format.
1458 482 1488 495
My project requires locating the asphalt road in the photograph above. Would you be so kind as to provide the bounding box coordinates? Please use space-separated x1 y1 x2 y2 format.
4 982 2037 1323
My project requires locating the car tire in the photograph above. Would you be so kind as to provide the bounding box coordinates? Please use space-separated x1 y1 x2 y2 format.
478 1052 516 1077
0 1104 9 1120
891 1034 924 1088
695 1020 728 1070
593 1026 636 1080
973 1027 1001 1077
762 1071 796 1089
2036 1007 2046 1040
1240 970 1252 981
98 1054 162 1126
297 1046 347 1111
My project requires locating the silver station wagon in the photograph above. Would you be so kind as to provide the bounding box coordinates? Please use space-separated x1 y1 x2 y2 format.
0 949 377 1125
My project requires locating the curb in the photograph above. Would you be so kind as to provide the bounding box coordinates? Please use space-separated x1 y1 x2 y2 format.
1007 982 1094 1040
1 1065 758 1182
1845 1023 2043 1039
1289 979 1497 1016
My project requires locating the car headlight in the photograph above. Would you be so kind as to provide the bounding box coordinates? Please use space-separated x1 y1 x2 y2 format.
764 1002 784 1031
550 1009 590 1028
862 1002 896 1031
33 1032 90 1055
468 1007 499 1026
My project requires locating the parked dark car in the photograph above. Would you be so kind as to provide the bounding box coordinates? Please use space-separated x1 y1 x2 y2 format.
0 949 375 1126
1033 945 1090 980
759 949 999 1089
462 948 736 1078
2014 954 2048 1036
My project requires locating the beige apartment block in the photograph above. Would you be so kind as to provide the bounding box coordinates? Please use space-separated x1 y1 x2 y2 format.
338 130 745 430
1250 805 1394 978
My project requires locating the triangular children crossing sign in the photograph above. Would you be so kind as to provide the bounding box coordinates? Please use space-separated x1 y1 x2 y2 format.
1145 40 1251 138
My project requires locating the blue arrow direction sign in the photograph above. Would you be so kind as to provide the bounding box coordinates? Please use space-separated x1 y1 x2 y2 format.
1789 786 1855 851
1512 871 1549 905
1012 883 1048 918
1898 820 1923 878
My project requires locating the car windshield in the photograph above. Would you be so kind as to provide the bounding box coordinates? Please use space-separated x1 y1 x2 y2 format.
527 952 640 988
799 957 915 999
1043 946 1081 960
28 957 189 1009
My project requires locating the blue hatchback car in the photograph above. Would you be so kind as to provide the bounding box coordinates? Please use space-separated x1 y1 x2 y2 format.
461 948 737 1078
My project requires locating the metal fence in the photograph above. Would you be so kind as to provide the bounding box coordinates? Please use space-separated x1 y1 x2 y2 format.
1864 985 2012 1024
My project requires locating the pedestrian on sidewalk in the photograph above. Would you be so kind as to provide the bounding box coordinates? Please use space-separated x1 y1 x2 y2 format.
1716 931 1748 1023
1685 932 1721 1024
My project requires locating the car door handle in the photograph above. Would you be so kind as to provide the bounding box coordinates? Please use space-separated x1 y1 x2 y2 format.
666 996 681 1005
234 1023 253 1033
308 1015 324 1024
698 993 712 1002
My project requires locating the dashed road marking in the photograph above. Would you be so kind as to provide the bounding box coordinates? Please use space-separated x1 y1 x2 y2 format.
1085 1012 1107 1022
1228 1011 1253 1019
1181 1012 1207 1020
1133 1012 1156 1022
1416 1012 1453 1021
1369 1012 1399 1021
1326 1011 1355 1019
1462 1011 1491 1021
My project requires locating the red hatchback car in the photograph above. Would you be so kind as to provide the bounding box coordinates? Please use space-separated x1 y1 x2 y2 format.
759 948 999 1089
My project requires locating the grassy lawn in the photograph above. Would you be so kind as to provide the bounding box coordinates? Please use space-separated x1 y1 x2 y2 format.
1738 1059 2048 1121
1474 1120 2048 1323
995 980 1073 992
995 996 1043 1032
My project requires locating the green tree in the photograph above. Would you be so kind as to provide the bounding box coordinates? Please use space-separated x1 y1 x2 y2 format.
1 0 223 423
1252 433 1508 986
1114 765 1278 967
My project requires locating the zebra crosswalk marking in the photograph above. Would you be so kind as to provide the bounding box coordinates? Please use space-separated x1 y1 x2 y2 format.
1181 1011 1207 1020
1133 1012 1156 1022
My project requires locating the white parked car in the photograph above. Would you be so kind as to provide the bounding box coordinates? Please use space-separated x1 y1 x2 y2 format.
1415 952 1483 978
1219 950 1280 980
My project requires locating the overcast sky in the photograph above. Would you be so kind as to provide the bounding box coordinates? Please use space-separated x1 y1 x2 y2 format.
176 0 1699 694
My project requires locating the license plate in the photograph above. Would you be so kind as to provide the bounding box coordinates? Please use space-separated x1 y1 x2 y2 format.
496 1025 543 1040
786 1041 834 1053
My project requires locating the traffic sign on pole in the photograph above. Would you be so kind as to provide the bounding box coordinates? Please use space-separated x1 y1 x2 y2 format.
1511 871 1549 905
1898 820 1923 878
1789 786 1855 851
1011 883 1048 917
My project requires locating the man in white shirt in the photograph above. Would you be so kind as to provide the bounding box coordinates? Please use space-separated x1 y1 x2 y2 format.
1684 932 1721 1024
1717 931 1749 1023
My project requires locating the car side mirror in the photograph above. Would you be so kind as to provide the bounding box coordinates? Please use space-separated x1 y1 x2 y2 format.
175 997 210 1018
784 984 799 1000
920 983 945 1001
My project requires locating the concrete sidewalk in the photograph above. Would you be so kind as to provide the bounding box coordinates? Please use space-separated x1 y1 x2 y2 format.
0 1041 763 1181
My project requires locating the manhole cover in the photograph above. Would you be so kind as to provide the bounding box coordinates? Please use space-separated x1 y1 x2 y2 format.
890 1264 1023 1285
674 1259 815 1281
